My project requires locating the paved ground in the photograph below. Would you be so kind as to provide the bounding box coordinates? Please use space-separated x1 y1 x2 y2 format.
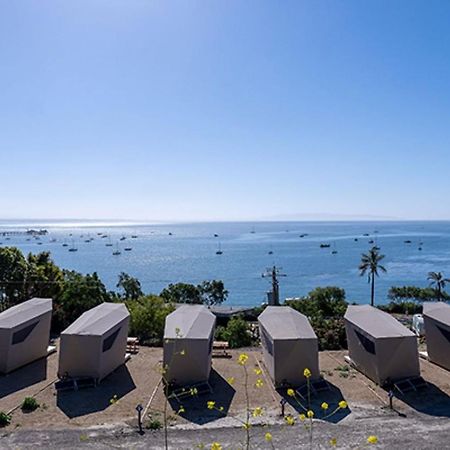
0 346 449 449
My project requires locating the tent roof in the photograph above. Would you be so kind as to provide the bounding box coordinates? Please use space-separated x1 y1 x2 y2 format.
345 305 415 338
423 302 450 325
258 306 317 339
63 302 129 336
0 298 52 329
164 305 215 339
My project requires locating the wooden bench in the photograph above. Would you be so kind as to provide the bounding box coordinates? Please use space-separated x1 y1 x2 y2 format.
127 337 140 354
212 341 231 358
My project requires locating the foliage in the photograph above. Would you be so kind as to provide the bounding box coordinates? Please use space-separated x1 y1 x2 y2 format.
127 295 174 345
160 282 203 304
53 271 112 331
379 300 422 314
310 317 347 350
0 411 11 427
21 397 39 412
0 247 28 308
359 246 387 307
427 271 450 300
145 417 163 430
160 280 228 306
388 285 449 303
215 315 253 348
116 272 143 300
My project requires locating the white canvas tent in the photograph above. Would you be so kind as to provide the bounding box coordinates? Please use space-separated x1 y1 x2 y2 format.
58 302 129 382
258 306 320 387
0 298 52 374
345 305 420 385
163 305 216 386
423 302 450 371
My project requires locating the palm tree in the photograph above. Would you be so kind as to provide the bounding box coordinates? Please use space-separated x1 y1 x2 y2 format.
359 247 387 307
427 271 450 300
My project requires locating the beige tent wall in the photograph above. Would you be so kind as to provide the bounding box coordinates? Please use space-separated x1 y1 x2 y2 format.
424 315 450 370
345 322 379 384
0 328 11 373
5 311 52 373
98 317 129 381
273 339 320 386
260 325 275 383
58 334 102 379
376 336 420 384
164 337 213 385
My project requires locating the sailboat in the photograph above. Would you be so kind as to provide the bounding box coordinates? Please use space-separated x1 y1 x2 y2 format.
113 243 121 256
124 247 132 251
105 237 113 247
331 242 338 254
216 242 223 255
68 240 78 252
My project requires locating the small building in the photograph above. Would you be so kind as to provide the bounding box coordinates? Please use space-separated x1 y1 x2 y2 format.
258 306 320 387
58 303 130 382
344 305 420 385
163 305 216 386
423 302 450 371
0 298 52 374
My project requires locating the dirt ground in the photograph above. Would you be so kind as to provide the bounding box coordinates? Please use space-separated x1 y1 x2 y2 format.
0 345 449 448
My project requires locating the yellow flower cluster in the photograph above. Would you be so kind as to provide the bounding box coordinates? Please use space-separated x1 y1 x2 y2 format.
252 407 263 417
303 368 312 378
207 401 215 410
227 377 235 385
285 415 295 426
109 394 118 405
287 388 295 397
367 435 378 444
255 379 264 388
238 353 249 365
254 368 262 375
265 432 272 442
338 400 348 409
329 437 337 446
321 402 329 411
210 442 222 450
307 410 314 419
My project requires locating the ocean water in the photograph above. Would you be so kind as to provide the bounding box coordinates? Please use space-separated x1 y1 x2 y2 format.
1 220 450 307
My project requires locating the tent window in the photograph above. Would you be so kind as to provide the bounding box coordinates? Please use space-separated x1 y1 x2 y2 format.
261 328 273 356
12 321 38 345
437 325 450 344
102 328 121 352
355 329 376 355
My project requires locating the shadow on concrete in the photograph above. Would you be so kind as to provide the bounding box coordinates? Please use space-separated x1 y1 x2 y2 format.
0 358 48 399
392 382 450 418
278 380 351 424
57 365 136 418
167 369 235 425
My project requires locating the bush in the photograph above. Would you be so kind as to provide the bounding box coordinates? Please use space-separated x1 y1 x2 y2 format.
214 315 253 348
146 418 162 430
127 295 175 345
21 397 39 412
311 317 347 351
0 411 11 427
378 301 422 315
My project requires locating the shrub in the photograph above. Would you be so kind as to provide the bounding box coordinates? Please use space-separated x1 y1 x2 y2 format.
21 397 39 412
146 418 162 430
378 301 422 315
0 411 11 427
214 315 253 348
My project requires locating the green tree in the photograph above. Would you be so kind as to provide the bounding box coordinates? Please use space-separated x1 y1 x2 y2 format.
0 247 28 308
117 272 143 300
427 271 450 301
53 271 112 331
199 280 228 306
359 246 387 307
160 283 202 304
24 251 64 300
127 295 174 345
215 315 252 348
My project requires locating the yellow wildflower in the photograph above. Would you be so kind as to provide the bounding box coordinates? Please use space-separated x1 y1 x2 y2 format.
285 415 295 426
265 432 272 442
303 368 312 378
307 410 314 418
299 413 306 421
211 443 222 450
338 400 348 409
177 406 185 414
219 406 224 412
252 407 263 417
330 437 337 446
243 422 251 430
180 349 186 356
227 377 235 385
287 388 295 397
207 401 215 410
367 435 378 444
238 353 249 365
255 378 264 388
190 387 198 396
254 368 262 375
321 402 329 410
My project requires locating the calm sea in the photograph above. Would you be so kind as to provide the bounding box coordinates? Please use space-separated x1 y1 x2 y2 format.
1 220 449 307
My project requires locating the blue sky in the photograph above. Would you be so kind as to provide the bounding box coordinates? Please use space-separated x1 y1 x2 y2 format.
1 1 450 221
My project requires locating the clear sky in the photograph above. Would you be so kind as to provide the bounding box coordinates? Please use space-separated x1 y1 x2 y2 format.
1 1 450 222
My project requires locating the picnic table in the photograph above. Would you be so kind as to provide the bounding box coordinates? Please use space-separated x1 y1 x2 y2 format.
212 340 230 357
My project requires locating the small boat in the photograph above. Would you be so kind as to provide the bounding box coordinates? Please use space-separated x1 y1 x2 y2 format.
354 238 358 242
320 243 331 248
120 236 126 241
418 247 422 251
363 233 369 237
84 239 91 243
68 240 78 252
368 240 374 244
268 251 273 255
131 235 138 239
216 242 223 255
101 235 108 238
97 232 103 236
214 234 219 237
331 242 338 254
62 243 68 247
404 240 412 244
37 242 42 245
124 247 132 251
113 243 121 255
299 234 308 238
250 227 255 234
105 237 113 247
168 232 173 236
50 238 57 243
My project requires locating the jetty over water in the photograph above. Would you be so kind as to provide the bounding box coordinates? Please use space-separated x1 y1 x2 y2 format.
0 229 48 237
